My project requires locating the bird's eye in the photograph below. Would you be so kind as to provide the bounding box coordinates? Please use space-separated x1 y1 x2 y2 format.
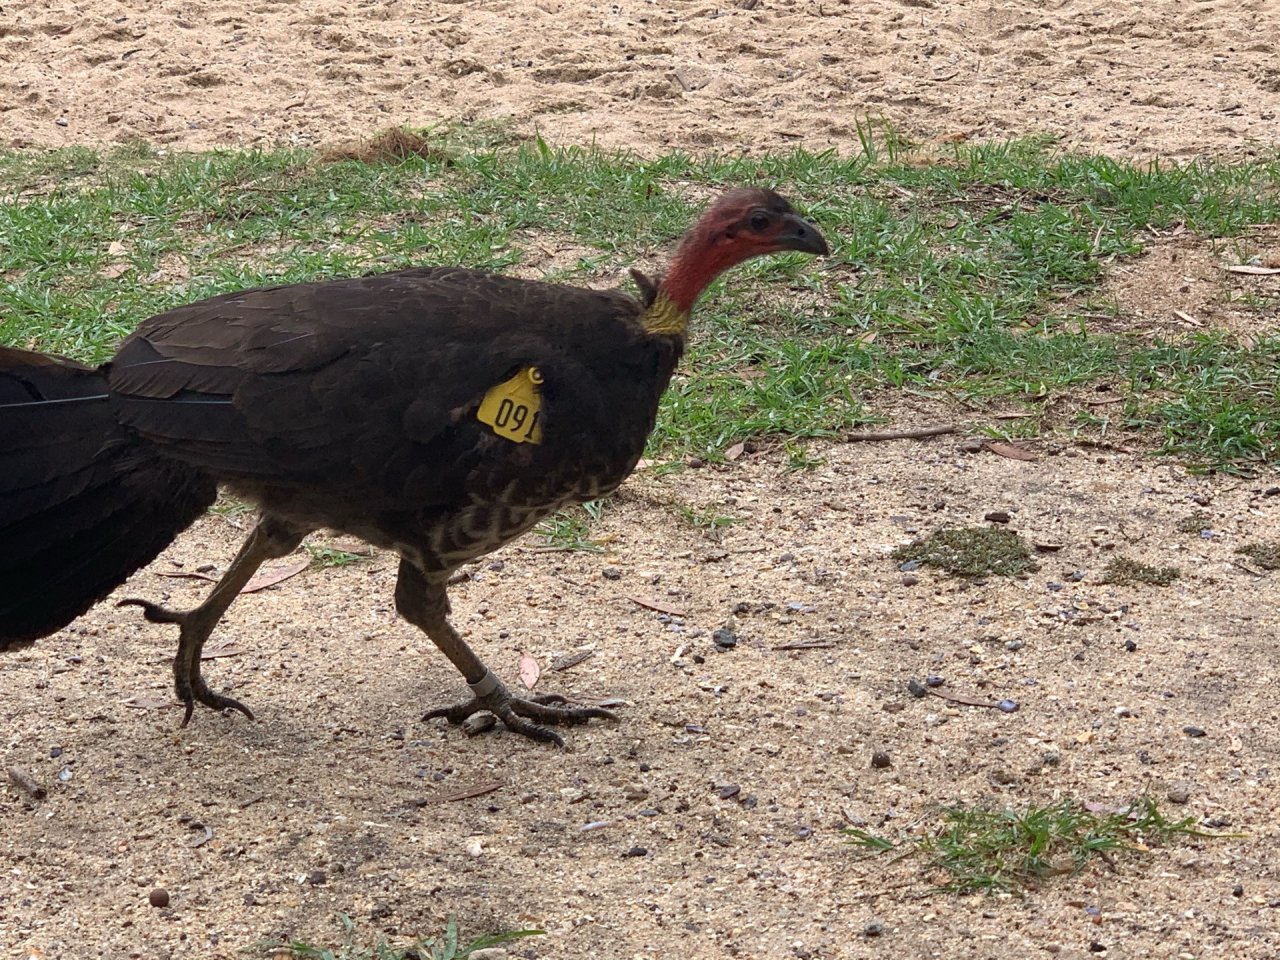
749 211 770 232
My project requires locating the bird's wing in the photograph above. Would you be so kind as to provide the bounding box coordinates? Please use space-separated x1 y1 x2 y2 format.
108 267 647 501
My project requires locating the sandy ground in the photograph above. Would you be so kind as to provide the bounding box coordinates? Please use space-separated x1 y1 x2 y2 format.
2 0 1278 160
4 2 1280 960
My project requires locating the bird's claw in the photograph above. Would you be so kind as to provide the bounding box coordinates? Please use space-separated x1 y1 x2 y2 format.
424 687 616 746
118 597 185 624
176 679 255 728
118 598 255 726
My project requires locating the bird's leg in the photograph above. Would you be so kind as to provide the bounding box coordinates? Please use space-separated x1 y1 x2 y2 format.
119 515 307 726
395 558 616 746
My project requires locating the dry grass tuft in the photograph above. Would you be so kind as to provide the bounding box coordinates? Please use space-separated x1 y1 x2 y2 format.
319 127 454 165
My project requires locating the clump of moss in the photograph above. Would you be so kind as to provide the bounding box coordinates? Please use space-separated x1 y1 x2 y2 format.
1102 557 1180 586
1235 542 1280 570
1175 511 1214 535
892 526 1038 577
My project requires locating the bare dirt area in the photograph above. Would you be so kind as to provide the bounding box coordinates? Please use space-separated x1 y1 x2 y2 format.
5 3 1280 960
1 0 1278 160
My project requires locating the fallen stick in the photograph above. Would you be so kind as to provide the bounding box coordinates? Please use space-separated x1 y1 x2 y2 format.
7 765 46 800
846 424 956 442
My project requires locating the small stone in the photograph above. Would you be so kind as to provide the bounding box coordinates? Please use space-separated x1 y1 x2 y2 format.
990 768 1019 785
907 678 927 698
622 845 647 858
1233 884 1244 897
863 920 885 937
898 559 922 572
148 888 169 908
1183 726 1207 738
870 750 892 769
997 699 1020 713
715 783 740 800
925 675 945 688
462 714 497 737
1123 639 1138 652
307 870 327 886
55 117 69 127
712 627 738 649
465 837 484 857
794 826 812 839
901 573 919 586
1089 943 1106 954
985 511 1011 524
687 457 705 468
623 783 649 801
602 566 622 580
959 438 984 453
488 559 505 571
1114 705 1134 718
1167 782 1192 804
1006 639 1024 651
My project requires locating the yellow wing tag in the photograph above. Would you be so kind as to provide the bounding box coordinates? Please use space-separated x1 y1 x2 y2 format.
477 367 544 444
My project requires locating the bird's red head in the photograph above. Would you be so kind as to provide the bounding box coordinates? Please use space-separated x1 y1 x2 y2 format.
658 188 829 317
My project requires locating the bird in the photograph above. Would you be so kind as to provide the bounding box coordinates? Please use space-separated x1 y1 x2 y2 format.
0 187 828 745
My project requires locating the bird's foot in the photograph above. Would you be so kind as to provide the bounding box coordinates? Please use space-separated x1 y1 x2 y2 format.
423 671 616 746
118 598 255 727
175 673 255 728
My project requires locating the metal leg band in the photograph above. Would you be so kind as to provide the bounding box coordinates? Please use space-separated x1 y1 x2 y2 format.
468 670 500 699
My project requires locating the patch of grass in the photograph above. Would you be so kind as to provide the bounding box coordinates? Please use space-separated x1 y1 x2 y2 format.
783 440 826 473
1235 541 1280 570
674 502 740 538
1102 556 1180 586
305 544 371 568
4 133 1280 467
1175 510 1214 535
846 797 1222 895
262 915 543 960
536 500 608 551
208 495 255 518
892 526 1038 577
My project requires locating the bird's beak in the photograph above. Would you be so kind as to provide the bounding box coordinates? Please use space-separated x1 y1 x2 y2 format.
775 213 830 256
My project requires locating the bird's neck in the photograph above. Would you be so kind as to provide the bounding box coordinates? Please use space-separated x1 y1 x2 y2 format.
643 233 730 336
639 290 691 337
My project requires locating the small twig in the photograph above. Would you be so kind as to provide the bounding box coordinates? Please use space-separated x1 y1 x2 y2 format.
771 639 836 651
1230 558 1266 577
416 780 506 805
7 765 46 800
848 880 931 904
1075 438 1137 454
846 424 956 442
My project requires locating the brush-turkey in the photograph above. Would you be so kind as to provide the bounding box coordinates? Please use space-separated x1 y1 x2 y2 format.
0 187 827 744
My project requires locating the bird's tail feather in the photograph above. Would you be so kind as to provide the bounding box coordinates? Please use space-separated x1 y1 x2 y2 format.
0 347 216 649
